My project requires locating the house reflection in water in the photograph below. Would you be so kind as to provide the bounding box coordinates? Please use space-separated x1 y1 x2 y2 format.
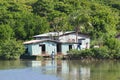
80 67 90 80
30 61 42 67
29 60 90 80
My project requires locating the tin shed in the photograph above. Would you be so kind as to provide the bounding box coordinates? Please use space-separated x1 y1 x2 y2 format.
24 40 57 56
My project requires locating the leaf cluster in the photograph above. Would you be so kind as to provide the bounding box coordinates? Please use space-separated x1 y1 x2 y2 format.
0 0 120 59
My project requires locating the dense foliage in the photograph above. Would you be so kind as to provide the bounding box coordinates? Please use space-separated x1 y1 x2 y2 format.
0 39 25 60
0 0 119 40
68 38 120 59
0 0 120 59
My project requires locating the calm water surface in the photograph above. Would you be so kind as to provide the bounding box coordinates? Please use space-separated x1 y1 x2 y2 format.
0 60 120 80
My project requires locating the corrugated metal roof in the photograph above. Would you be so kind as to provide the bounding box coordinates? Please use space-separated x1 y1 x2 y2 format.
33 31 90 38
33 31 77 37
23 39 59 45
23 39 80 45
23 40 42 44
33 32 63 38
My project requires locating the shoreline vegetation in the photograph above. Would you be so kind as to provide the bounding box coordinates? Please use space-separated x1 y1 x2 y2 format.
0 39 25 60
0 0 120 60
21 38 120 60
68 38 120 60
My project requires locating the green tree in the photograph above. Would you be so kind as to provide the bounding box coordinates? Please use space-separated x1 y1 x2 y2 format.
104 38 120 59
32 0 54 17
11 12 49 40
54 1 73 14
69 11 91 42
0 39 25 60
90 3 119 39
0 25 14 40
22 13 49 39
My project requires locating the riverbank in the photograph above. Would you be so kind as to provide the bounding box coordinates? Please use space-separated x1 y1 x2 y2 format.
67 46 120 60
20 54 120 61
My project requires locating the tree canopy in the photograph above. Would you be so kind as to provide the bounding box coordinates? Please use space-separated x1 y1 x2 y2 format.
0 0 119 40
0 0 120 59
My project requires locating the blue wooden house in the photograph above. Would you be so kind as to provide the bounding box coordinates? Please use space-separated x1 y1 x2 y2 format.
24 31 90 56
24 40 57 56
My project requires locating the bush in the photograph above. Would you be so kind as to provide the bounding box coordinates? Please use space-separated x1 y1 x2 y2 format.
91 46 109 59
0 39 25 60
68 46 109 59
104 38 120 59
68 49 81 59
68 49 93 59
68 38 120 60
79 49 93 58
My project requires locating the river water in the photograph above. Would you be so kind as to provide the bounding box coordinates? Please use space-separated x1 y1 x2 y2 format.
0 60 120 80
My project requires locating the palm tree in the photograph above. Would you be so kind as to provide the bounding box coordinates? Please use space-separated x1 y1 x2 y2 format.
69 12 92 42
51 16 68 40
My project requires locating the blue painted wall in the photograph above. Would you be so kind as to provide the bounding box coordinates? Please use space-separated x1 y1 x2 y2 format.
25 41 57 56
25 43 41 56
31 43 41 55
61 44 69 55
43 42 57 55
25 44 32 55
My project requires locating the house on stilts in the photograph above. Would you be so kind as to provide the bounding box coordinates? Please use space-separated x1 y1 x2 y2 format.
23 31 90 58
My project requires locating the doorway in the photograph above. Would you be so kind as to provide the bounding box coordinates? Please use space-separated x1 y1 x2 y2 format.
69 45 72 50
57 43 61 54
42 44 45 54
